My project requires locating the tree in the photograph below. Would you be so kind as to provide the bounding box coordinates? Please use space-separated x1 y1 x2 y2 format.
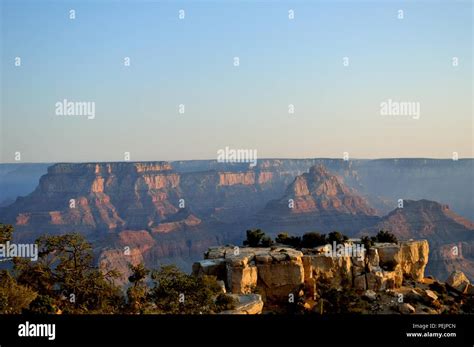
0 270 37 314
373 230 398 243
301 232 327 248
0 224 13 243
14 233 122 314
260 236 274 247
243 229 272 247
275 232 301 248
360 235 374 250
150 265 221 314
327 231 348 244
126 263 151 314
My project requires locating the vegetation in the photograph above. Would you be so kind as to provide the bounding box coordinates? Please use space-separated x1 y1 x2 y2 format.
0 225 232 314
275 233 302 248
360 230 398 249
275 231 348 249
0 270 37 314
301 232 327 248
0 223 13 243
150 265 224 314
316 286 371 314
126 263 151 314
326 231 348 244
372 230 398 243
243 229 273 247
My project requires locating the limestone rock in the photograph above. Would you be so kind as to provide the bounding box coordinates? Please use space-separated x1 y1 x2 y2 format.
367 248 380 268
399 303 416 314
374 240 428 281
423 289 438 304
406 288 424 304
257 257 304 300
217 280 226 293
354 274 367 290
446 270 470 293
399 241 429 281
192 259 226 278
363 290 377 301
226 261 257 294
303 254 352 289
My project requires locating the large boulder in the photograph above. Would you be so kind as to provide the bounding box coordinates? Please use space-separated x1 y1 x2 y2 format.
219 247 305 299
225 255 258 294
374 240 428 281
399 241 429 280
446 270 470 293
302 254 352 289
256 249 304 301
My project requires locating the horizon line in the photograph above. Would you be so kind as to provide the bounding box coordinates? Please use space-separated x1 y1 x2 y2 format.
1 157 474 165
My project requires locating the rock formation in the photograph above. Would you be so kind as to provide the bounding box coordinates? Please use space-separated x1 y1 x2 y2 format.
362 199 474 281
258 165 380 234
1 161 473 282
193 240 474 314
193 240 429 302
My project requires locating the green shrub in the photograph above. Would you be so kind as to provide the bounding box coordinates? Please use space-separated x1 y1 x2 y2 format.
360 235 374 250
0 270 37 314
327 231 348 244
150 265 222 314
301 232 327 248
373 230 398 243
243 229 272 247
260 236 274 247
275 232 301 248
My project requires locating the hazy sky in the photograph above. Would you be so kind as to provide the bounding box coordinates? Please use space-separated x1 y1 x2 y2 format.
1 0 472 163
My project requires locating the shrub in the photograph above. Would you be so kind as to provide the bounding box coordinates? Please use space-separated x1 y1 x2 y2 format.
215 293 237 311
243 229 272 247
275 233 301 248
327 231 348 244
301 232 327 248
373 230 398 243
126 263 151 314
25 295 57 314
150 265 222 314
360 235 374 250
0 270 37 314
260 236 274 247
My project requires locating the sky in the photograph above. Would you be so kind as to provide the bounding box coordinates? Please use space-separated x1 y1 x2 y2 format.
1 0 472 163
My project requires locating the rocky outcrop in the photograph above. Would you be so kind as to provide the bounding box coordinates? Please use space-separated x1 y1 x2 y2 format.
200 246 304 301
363 200 474 281
193 239 429 306
376 240 429 281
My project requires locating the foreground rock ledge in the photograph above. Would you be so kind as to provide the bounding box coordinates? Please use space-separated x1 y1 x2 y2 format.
192 240 430 311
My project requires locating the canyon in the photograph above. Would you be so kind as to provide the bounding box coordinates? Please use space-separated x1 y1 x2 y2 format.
0 159 472 282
